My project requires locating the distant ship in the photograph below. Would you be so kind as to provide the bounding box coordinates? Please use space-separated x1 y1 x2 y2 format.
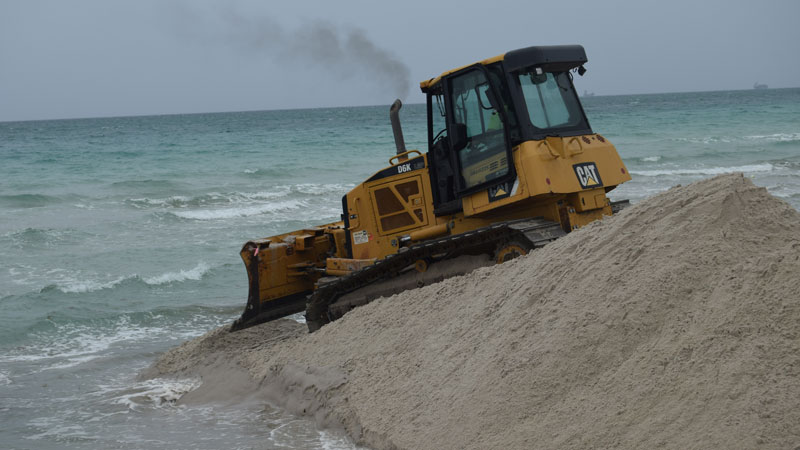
753 82 768 90
582 90 596 97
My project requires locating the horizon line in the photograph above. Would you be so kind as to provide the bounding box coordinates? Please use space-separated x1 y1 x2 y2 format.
2 86 798 124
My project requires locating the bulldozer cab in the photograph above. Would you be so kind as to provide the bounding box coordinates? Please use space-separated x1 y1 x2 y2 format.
423 45 592 216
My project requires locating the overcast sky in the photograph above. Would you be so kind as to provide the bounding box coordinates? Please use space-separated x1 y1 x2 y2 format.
1 0 798 121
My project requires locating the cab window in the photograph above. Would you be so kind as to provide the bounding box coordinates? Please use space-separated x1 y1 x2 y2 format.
449 69 509 191
518 71 585 130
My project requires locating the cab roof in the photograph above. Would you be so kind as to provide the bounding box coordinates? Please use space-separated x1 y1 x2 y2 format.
419 45 587 93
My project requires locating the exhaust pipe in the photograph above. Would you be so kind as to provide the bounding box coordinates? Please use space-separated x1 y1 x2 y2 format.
389 99 406 156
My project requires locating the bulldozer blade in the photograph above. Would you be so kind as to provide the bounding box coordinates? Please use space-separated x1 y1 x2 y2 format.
229 249 309 332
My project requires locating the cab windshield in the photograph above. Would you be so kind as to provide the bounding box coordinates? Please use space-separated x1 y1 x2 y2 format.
517 70 586 133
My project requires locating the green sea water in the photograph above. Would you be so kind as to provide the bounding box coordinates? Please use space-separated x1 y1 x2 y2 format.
1 88 799 449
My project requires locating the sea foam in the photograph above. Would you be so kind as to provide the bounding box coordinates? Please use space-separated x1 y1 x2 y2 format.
631 163 774 177
39 262 213 294
143 262 211 285
1 313 226 371
744 132 800 142
172 199 305 220
108 377 202 410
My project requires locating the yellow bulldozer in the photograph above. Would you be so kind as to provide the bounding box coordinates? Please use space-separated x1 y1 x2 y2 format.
232 45 631 332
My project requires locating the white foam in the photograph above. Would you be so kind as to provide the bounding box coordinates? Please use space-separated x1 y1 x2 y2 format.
27 259 211 295
0 315 210 370
631 163 774 177
744 133 800 142
7 265 37 287
318 430 364 449
30 261 213 294
239 188 292 200
1 312 230 372
673 133 800 145
143 262 210 285
108 377 202 411
675 136 733 144
130 190 292 209
53 276 128 294
641 156 661 162
128 185 350 214
1 323 134 366
32 266 130 294
294 183 354 195
26 418 90 441
128 195 192 207
0 370 11 385
172 199 304 220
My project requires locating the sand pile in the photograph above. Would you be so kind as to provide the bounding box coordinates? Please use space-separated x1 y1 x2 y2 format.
147 173 800 449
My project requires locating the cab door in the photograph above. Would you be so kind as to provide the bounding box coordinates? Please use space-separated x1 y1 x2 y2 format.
446 66 515 196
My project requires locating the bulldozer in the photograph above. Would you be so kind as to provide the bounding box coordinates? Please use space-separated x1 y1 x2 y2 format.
232 45 631 333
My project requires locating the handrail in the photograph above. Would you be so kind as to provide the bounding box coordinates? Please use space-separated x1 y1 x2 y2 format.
389 149 422 165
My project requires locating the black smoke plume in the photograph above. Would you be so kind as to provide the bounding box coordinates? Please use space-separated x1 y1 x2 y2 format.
191 7 412 100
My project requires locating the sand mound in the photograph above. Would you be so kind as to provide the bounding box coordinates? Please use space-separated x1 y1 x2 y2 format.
147 173 800 449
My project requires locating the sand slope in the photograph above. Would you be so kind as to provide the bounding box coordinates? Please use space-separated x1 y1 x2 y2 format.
146 174 800 449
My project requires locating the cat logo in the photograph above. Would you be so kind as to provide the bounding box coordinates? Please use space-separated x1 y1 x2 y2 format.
573 162 603 189
488 178 517 202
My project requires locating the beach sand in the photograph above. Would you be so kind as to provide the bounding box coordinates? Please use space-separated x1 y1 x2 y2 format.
143 173 800 449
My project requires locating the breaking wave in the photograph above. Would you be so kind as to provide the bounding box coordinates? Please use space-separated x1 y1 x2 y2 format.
170 199 306 220
126 189 291 209
0 309 233 370
743 133 800 143
142 262 211 285
631 163 774 177
673 132 800 146
37 262 214 294
126 184 353 210
107 377 202 410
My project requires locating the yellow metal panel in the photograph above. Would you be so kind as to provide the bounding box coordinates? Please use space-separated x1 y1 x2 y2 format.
517 135 631 197
368 175 428 235
462 134 629 218
568 187 606 212
344 154 438 260
293 234 313 251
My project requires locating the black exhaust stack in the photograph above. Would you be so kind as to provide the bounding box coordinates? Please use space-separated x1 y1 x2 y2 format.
389 99 407 157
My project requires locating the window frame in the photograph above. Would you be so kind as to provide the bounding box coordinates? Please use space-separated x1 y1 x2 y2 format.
507 67 593 140
443 64 517 197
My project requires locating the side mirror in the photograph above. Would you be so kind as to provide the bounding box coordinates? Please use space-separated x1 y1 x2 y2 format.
450 123 468 151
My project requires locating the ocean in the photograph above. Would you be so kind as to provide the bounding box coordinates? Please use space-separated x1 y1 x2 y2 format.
1 88 799 449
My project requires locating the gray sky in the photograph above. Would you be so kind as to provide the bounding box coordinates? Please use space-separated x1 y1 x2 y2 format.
1 0 798 121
